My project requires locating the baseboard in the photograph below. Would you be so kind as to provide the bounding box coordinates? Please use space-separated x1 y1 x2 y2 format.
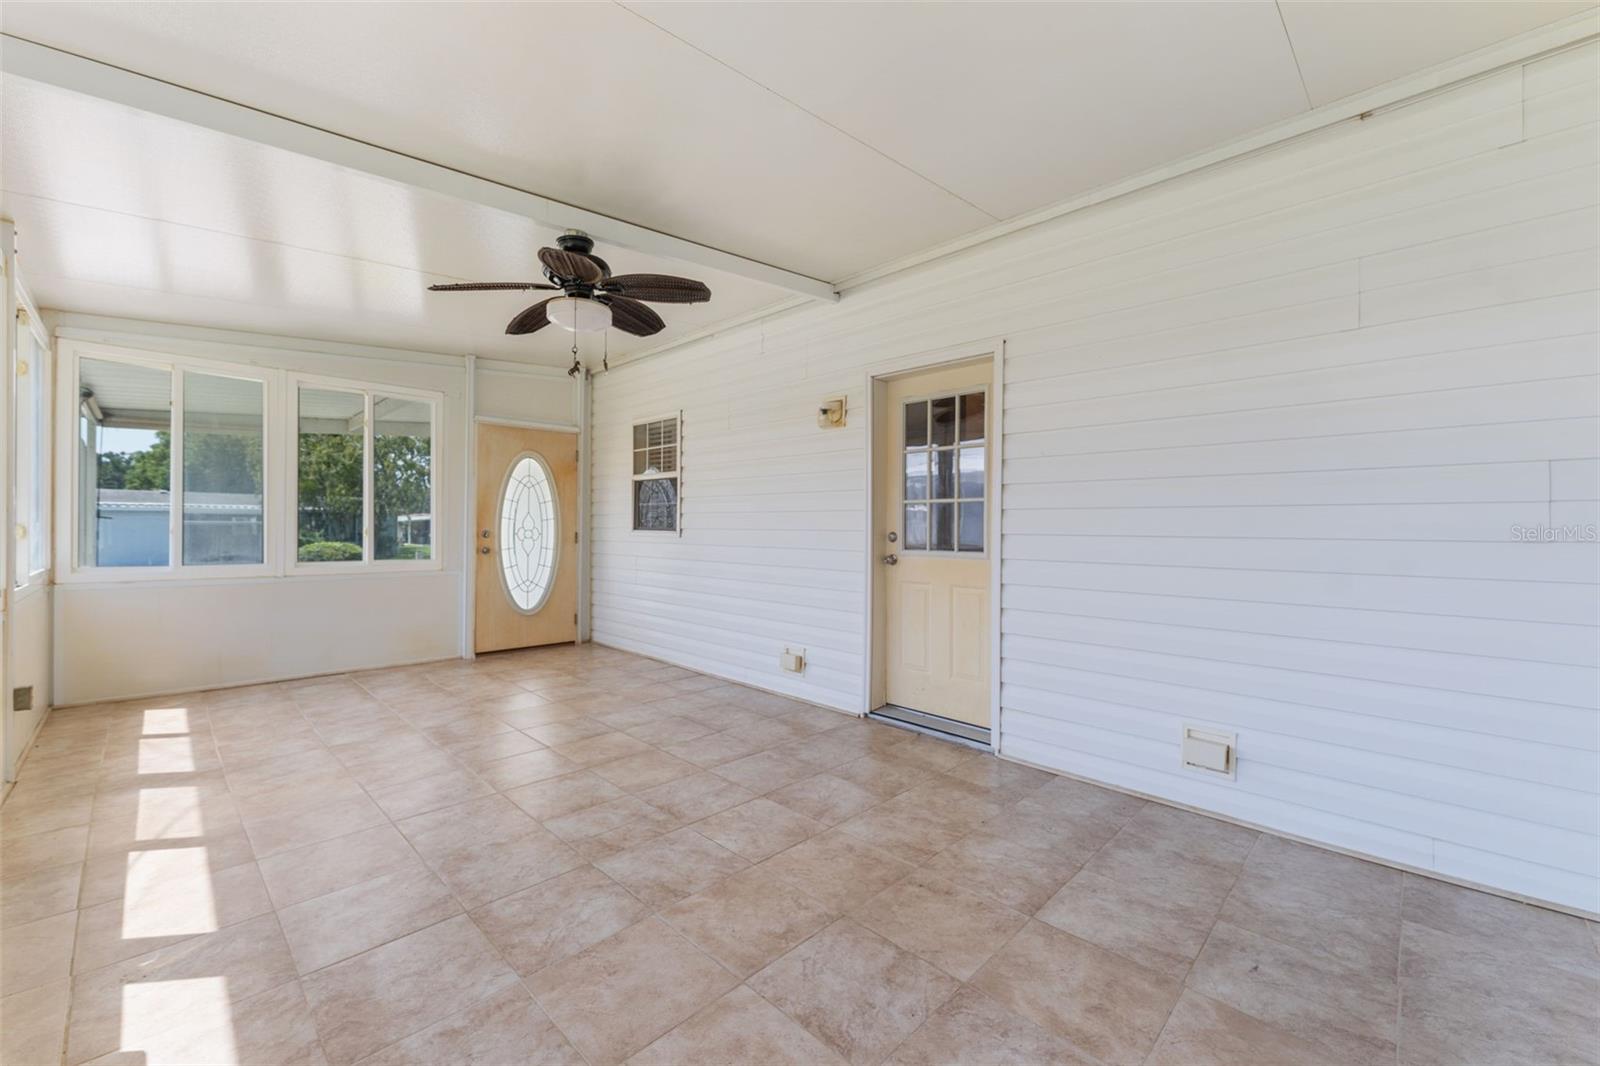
586 639 863 721
998 750 1599 923
49 653 468 710
2 702 55 791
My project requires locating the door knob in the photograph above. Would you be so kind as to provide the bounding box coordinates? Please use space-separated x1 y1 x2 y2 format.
480 545 491 555
882 553 898 566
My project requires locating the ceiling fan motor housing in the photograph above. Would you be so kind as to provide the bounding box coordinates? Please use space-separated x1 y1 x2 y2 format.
557 232 595 255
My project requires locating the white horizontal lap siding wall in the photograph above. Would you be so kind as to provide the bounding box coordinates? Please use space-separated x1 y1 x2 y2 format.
591 336 868 708
591 42 1600 912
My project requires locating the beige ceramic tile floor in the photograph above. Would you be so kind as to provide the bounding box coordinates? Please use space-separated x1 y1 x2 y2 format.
2 644 1596 1065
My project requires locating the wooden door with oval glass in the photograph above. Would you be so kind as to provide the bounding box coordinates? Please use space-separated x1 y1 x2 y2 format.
474 423 579 654
875 360 992 733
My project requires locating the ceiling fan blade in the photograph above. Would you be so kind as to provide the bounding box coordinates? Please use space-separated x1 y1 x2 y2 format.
599 295 666 337
428 281 557 292
506 298 556 335
602 274 711 304
538 247 604 285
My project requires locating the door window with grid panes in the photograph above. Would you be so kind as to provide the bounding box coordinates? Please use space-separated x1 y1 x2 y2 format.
902 390 984 552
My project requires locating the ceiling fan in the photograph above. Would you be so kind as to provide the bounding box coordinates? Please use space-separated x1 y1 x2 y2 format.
427 231 711 339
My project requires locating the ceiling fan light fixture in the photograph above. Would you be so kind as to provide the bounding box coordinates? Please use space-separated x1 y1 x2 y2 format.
548 296 612 333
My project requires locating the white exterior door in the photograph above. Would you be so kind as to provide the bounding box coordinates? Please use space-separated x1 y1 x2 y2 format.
877 361 992 727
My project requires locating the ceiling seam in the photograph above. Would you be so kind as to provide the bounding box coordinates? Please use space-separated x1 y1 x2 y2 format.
614 1 1002 224
0 31 835 298
8 188 778 366
611 11 1599 368
1273 1 1315 109
1 188 472 281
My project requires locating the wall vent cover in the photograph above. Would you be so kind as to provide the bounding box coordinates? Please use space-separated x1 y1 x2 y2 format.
1181 724 1235 779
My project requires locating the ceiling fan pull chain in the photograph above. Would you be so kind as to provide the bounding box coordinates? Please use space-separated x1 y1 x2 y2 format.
568 320 581 378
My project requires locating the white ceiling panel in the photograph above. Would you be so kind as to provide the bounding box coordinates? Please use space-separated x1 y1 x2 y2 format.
0 0 991 279
625 1 1310 220
1279 1 1593 106
1 76 790 366
1 1 1588 361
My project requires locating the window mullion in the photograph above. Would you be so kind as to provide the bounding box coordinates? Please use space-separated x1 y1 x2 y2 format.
363 390 375 564
288 379 299 573
171 367 184 570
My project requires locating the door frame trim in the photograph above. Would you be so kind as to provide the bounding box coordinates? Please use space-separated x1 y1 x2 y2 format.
469 418 581 656
462 357 477 659
475 414 581 433
861 336 1005 754
471 410 589 654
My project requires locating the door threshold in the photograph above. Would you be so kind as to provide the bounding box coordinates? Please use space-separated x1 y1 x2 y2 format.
870 705 990 748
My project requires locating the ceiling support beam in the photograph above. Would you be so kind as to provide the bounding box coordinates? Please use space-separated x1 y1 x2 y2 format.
0 33 840 303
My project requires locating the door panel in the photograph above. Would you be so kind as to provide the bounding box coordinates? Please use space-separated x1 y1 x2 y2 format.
474 423 578 653
951 585 987 683
898 582 932 672
877 360 993 727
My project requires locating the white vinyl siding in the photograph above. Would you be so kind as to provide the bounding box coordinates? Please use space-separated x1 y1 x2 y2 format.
591 42 1600 913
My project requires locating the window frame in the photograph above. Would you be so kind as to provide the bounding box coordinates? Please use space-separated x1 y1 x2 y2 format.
61 341 277 582
286 371 442 575
630 411 682 535
12 305 51 591
55 342 445 583
897 385 990 559
178 365 272 571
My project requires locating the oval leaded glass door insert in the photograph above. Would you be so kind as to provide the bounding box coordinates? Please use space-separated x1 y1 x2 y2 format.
499 453 558 612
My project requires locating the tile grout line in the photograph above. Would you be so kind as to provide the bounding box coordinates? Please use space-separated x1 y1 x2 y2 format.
324 661 769 1063
1145 827 1267 1061
1394 875 1407 1066
22 648 1551 1064
319 671 595 1065
53 713 110 1066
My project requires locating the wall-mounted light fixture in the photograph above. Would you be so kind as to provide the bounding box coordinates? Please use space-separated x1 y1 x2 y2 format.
817 397 847 428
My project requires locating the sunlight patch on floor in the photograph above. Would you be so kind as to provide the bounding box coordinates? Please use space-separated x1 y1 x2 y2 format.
133 784 209 841
121 977 237 1065
121 846 218 939
137 735 201 774
141 705 192 735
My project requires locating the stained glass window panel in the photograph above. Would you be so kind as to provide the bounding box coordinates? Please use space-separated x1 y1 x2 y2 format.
499 455 558 611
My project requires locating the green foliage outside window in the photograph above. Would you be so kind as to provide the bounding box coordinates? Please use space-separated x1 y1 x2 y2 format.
97 430 263 493
295 431 432 561
91 421 430 563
